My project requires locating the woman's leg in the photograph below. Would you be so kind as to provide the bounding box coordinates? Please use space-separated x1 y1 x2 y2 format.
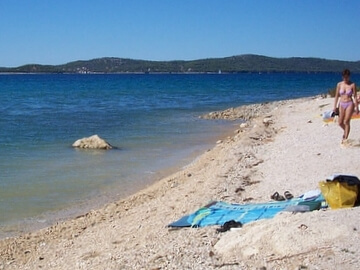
343 103 354 139
338 105 346 138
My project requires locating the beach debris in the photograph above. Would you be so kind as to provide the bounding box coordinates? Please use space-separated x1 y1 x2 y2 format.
307 120 312 123
235 187 245 193
72 134 113 150
263 117 273 126
170 182 178 188
250 159 264 167
216 140 223 144
266 246 331 263
243 180 260 186
319 103 330 108
298 224 308 230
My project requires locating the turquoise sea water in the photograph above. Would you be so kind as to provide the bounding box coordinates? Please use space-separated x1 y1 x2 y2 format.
0 73 357 237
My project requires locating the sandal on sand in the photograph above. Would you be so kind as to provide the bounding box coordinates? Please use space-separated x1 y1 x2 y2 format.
284 191 294 200
216 220 243 233
271 191 285 201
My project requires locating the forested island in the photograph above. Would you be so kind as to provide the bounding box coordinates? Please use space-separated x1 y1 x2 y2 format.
1 54 359 74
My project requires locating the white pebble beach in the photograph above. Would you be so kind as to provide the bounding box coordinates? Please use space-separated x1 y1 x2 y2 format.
1 96 360 270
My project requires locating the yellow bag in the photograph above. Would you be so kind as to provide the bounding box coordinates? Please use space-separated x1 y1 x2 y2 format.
319 181 358 209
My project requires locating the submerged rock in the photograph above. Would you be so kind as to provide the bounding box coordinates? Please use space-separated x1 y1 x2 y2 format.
72 135 113 150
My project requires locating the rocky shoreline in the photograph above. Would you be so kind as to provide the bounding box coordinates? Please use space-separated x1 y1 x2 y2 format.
200 100 293 121
1 95 360 270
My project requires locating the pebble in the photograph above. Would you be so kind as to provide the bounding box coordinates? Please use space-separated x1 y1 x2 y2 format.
263 117 273 125
240 123 248 128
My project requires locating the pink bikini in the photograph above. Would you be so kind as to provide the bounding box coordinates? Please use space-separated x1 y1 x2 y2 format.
339 88 353 109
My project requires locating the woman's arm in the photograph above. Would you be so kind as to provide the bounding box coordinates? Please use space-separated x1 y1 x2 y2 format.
354 83 359 113
334 83 340 111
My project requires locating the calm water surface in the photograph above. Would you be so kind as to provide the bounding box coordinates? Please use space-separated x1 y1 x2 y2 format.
0 73 355 237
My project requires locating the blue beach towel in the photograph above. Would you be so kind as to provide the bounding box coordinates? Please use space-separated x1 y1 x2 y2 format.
169 196 324 228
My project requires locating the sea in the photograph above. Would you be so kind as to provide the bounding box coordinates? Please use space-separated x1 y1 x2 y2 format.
1 72 357 238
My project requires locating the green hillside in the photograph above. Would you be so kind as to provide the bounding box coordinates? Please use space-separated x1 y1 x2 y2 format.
1 55 360 74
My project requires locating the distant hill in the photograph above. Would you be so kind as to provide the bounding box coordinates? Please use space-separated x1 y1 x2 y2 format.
1 55 360 74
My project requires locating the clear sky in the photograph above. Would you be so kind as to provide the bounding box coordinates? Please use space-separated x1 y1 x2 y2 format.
1 0 359 67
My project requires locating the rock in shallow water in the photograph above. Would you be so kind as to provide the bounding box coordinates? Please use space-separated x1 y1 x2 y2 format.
72 135 113 150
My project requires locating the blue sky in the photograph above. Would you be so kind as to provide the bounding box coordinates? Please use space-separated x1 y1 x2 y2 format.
1 0 359 67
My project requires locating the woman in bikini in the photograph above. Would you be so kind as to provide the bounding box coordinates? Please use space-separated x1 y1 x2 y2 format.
333 69 359 143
